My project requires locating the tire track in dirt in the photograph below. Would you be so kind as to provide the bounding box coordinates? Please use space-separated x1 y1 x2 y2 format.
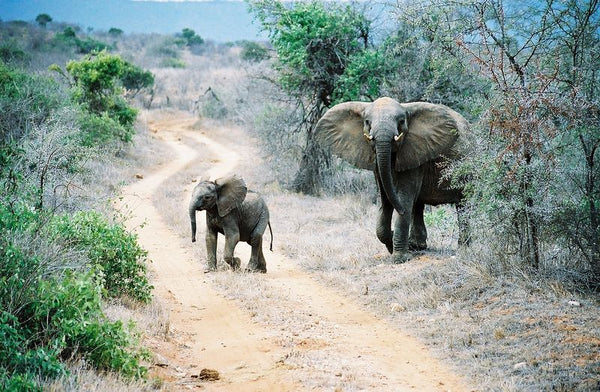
120 114 471 391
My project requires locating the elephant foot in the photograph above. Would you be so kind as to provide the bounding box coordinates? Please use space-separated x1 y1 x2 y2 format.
245 266 267 273
225 257 241 270
204 264 217 273
392 251 412 264
409 241 427 251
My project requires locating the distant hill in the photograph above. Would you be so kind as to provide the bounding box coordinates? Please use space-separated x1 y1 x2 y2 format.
0 0 266 42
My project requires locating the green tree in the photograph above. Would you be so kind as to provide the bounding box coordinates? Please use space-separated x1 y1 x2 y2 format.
66 51 147 144
181 27 204 46
121 62 154 98
108 27 123 37
248 0 373 194
35 13 52 28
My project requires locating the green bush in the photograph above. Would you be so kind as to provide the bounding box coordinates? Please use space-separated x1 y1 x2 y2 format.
75 37 110 54
48 211 152 303
66 51 144 145
53 27 109 54
77 111 134 146
240 41 269 62
0 312 65 391
32 271 149 378
0 206 149 386
120 63 154 97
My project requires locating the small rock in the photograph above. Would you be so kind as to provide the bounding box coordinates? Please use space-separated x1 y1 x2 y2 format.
196 368 220 381
568 300 581 307
391 303 406 312
363 284 368 295
153 354 169 368
135 173 144 179
513 362 527 370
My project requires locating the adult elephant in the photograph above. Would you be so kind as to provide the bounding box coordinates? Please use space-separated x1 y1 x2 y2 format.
315 97 469 263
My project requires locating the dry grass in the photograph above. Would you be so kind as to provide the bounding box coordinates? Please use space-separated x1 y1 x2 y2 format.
45 360 162 392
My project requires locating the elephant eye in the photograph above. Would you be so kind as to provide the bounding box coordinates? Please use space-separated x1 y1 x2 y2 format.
203 195 211 200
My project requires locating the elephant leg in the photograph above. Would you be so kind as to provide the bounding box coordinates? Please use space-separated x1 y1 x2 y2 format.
409 201 427 250
257 244 267 272
246 235 267 273
205 229 218 272
223 230 240 270
375 172 394 253
392 212 412 263
390 169 422 263
376 201 394 254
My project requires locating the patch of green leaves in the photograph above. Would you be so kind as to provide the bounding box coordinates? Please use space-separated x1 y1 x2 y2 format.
48 211 152 303
65 51 152 146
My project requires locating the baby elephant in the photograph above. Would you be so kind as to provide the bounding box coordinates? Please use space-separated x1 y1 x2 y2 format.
189 174 272 273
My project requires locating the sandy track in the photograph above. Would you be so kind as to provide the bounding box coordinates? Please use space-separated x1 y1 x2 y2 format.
119 114 470 391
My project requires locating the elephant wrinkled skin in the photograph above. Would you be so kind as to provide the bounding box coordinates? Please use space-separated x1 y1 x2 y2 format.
315 97 469 263
189 175 272 273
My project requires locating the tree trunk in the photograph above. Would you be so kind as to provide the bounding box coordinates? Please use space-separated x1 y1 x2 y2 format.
293 126 330 195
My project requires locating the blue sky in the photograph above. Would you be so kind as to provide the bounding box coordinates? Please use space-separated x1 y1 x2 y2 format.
0 0 266 41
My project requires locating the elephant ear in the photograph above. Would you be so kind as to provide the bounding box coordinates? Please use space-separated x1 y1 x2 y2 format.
395 102 467 171
215 175 247 217
315 101 375 170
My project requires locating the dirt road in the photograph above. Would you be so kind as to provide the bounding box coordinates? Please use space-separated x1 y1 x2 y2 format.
120 113 470 391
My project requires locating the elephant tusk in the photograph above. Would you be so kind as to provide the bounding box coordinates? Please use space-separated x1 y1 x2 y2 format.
394 132 404 142
364 133 373 141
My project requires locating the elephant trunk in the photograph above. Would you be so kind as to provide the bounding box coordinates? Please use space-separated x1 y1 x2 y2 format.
376 140 406 216
189 204 197 242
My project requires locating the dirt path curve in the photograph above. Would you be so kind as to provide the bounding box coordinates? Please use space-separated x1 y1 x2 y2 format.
120 114 471 391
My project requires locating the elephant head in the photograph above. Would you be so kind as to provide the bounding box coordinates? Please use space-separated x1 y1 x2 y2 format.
315 97 468 216
189 175 247 242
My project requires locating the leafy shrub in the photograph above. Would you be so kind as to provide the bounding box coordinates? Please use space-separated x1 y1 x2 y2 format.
66 51 146 145
75 37 110 54
0 311 65 391
77 111 134 146
0 205 149 386
240 41 270 62
53 27 109 54
120 63 154 97
32 271 149 378
48 211 152 303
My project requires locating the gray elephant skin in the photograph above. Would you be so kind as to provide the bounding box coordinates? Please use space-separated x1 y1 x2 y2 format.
189 175 272 273
315 97 469 263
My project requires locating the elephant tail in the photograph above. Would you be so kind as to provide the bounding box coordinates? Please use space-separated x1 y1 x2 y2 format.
268 221 273 251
